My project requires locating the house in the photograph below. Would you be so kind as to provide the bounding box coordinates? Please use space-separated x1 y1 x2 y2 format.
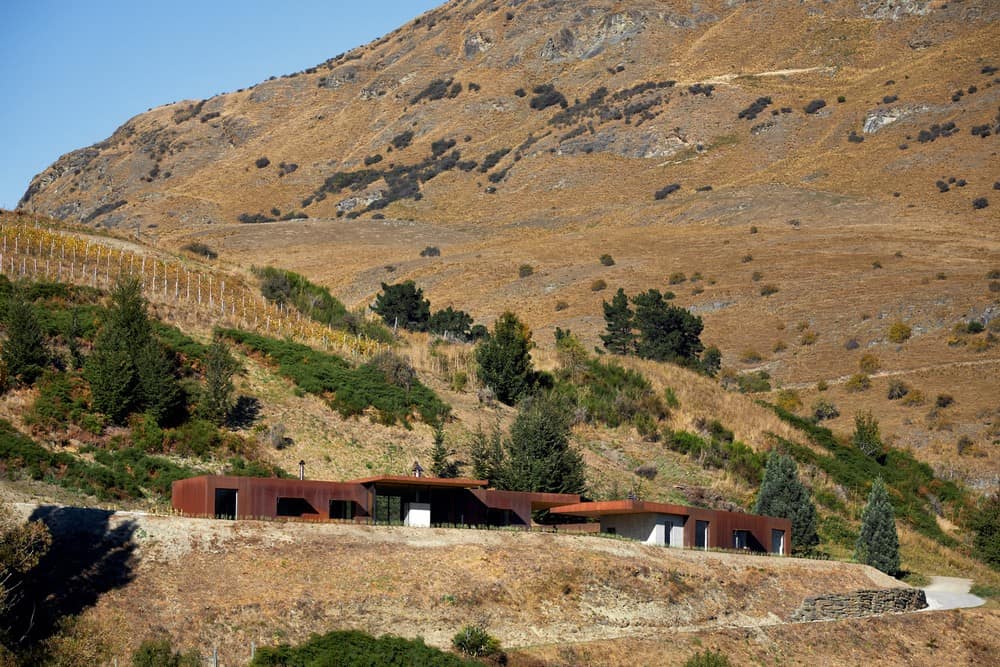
550 499 791 555
171 473 580 528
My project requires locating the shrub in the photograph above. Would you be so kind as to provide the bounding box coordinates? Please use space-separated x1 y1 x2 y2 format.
391 130 414 149
131 638 200 667
518 264 534 278
254 157 270 169
859 353 881 373
973 198 989 210
775 389 802 412
599 253 615 266
853 410 882 457
773 340 787 353
812 398 840 421
887 379 909 400
759 284 779 296
739 349 762 363
684 649 732 667
887 321 912 343
845 373 871 392
844 338 860 350
420 246 441 257
654 184 681 200
253 631 474 666
736 370 771 393
554 300 568 311
529 84 568 110
799 331 818 346
935 394 954 408
749 225 758 234
364 154 383 166
804 99 827 114
590 279 607 292
180 242 217 260
901 389 925 406
452 625 502 659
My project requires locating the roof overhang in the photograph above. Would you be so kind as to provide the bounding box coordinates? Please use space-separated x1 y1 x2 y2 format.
349 475 488 489
550 500 694 517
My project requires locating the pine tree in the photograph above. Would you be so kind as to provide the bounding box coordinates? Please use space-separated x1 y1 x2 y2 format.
855 477 900 576
498 393 586 496
429 423 459 478
970 491 1000 569
630 289 704 364
600 288 635 355
199 338 240 426
475 311 534 405
755 451 819 552
85 276 180 425
370 281 431 331
469 423 504 482
1 286 48 387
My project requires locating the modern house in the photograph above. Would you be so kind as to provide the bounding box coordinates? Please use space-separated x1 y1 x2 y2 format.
549 499 791 555
170 473 580 528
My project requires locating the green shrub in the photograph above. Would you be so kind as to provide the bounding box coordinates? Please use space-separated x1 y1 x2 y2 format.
591 279 607 292
759 284 779 296
888 321 912 343
668 272 687 285
452 624 502 659
600 254 615 266
736 370 771 393
684 648 731 666
665 428 763 485
845 373 871 392
252 630 476 666
131 638 200 667
811 398 840 422
887 379 909 400
859 353 880 373
220 329 449 426
518 264 534 278
775 389 802 412
180 242 217 260
252 266 350 330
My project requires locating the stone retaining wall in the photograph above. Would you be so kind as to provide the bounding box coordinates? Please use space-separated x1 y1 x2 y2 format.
790 588 927 622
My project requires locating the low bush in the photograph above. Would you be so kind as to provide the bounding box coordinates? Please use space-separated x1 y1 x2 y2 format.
452 625 502 659
420 246 441 257
887 379 909 400
180 242 217 260
845 373 871 392
859 353 880 373
591 279 607 292
759 284 779 296
736 370 771 393
887 321 912 343
252 630 476 666
254 157 270 169
518 264 534 278
654 184 681 200
600 254 615 266
804 99 827 114
812 398 840 421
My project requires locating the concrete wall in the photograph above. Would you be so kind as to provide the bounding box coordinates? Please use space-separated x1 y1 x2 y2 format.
601 513 686 546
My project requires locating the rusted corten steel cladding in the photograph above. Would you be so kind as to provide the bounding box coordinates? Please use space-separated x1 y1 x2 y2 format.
171 474 579 527
550 500 793 555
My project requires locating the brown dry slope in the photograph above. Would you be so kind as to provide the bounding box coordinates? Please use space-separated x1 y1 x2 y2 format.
23 505 936 665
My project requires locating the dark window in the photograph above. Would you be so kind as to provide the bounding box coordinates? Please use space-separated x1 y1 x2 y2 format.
374 494 403 524
329 500 355 520
276 497 318 517
733 530 750 550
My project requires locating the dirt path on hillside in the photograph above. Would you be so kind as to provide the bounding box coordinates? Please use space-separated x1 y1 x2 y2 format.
702 66 838 85
778 358 1000 390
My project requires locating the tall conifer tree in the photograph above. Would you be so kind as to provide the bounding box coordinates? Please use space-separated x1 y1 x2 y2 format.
856 477 900 576
755 452 819 552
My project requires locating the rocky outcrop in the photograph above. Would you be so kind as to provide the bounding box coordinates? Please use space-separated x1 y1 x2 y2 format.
791 588 928 622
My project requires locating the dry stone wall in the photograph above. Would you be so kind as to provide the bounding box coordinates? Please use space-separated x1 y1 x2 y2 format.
790 588 927 622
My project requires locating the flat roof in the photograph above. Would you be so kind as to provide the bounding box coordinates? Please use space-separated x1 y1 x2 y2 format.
550 500 697 517
348 475 488 489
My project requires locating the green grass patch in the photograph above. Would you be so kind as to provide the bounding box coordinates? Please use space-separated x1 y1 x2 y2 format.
251 630 481 666
219 329 449 427
554 358 666 428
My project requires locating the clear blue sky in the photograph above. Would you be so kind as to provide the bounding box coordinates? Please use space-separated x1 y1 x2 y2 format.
0 0 442 210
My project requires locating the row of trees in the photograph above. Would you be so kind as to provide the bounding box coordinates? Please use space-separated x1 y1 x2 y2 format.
1 277 240 428
371 281 485 341
601 288 720 374
756 451 900 573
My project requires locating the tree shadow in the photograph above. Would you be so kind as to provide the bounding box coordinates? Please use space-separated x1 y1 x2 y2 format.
227 395 261 429
15 506 137 646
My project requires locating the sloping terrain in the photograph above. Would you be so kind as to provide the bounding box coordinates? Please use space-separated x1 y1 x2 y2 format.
9 504 907 664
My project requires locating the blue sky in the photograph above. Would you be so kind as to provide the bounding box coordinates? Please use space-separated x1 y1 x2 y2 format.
0 0 442 210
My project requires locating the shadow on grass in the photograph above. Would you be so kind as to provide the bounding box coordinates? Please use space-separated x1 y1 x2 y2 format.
14 506 137 647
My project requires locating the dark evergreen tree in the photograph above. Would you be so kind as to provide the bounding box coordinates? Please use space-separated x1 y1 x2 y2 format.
970 491 1000 569
427 306 475 341
630 289 704 364
754 451 819 552
852 410 882 457
85 276 180 425
600 288 635 355
475 312 534 405
700 345 722 377
371 281 431 331
199 338 240 426
498 393 586 497
429 423 459 478
855 477 900 576
1 287 48 387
